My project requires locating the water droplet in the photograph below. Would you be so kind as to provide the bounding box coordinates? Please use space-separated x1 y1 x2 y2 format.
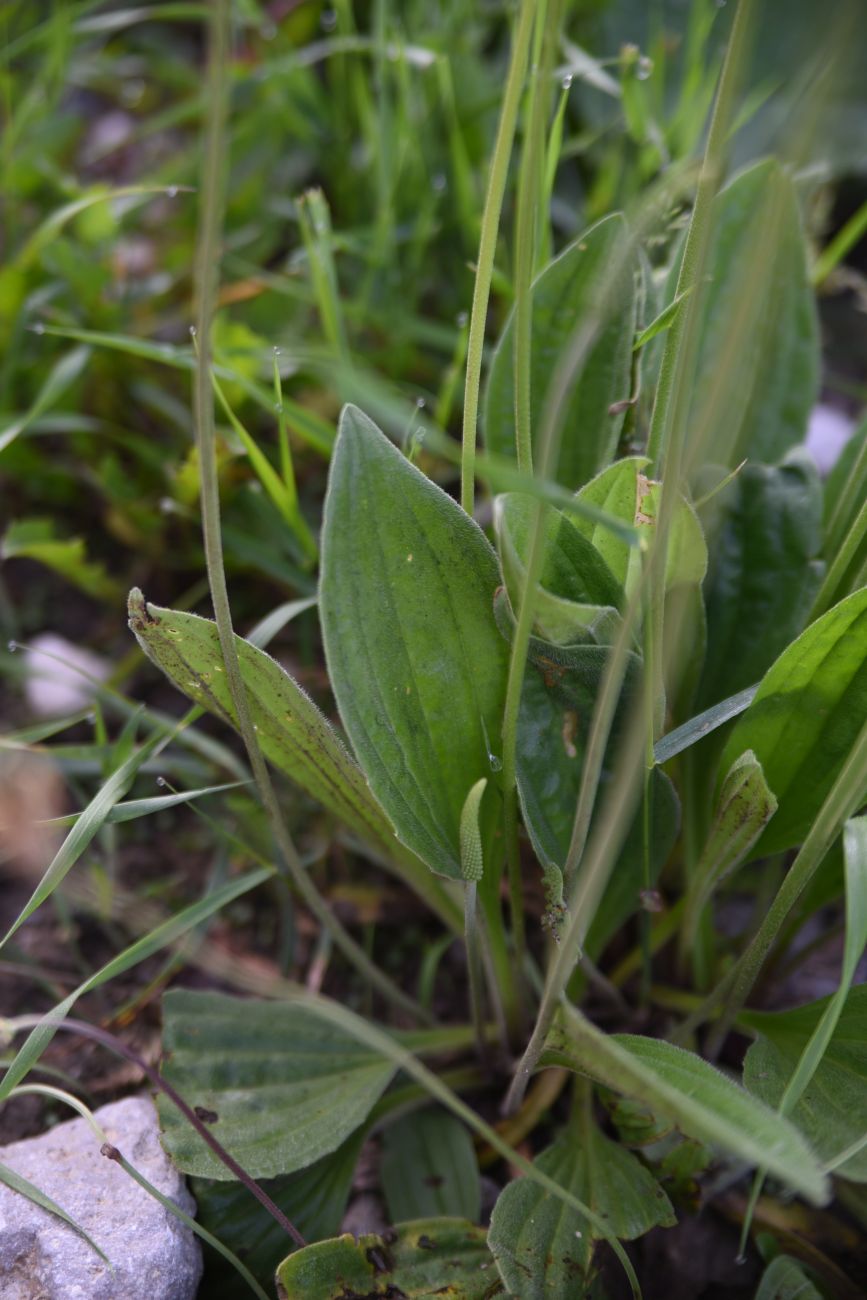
320 8 337 30
456 310 468 328
159 496 174 514
561 72 573 90
637 55 653 80
432 172 447 193
274 401 284 414
7 640 18 653
415 396 426 409
734 1253 746 1267
189 324 197 338
488 752 503 773
156 776 167 787
273 346 281 356
166 186 178 199
32 322 45 335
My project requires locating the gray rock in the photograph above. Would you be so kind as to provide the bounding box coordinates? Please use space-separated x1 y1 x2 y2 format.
0 1096 203 1300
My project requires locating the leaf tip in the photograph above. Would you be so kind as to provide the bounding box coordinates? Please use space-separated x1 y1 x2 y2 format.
127 587 157 634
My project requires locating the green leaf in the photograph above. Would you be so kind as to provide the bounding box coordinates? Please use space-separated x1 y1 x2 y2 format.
484 215 637 490
542 1009 829 1204
514 652 679 953
718 587 867 857
682 750 778 951
670 159 819 467
42 780 245 828
742 819 867 1182
380 1110 481 1224
319 405 509 880
128 592 461 931
570 456 707 598
653 684 758 766
494 492 623 645
192 1133 364 1299
746 988 867 1184
159 989 396 1180
755 1254 822 1300
696 456 824 708
0 727 163 951
0 867 274 1102
275 1218 499 1299
0 345 91 454
824 413 867 556
488 1124 674 1297
2 518 120 600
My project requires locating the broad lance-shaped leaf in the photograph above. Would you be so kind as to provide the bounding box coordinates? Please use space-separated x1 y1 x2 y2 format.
681 749 777 954
494 492 623 645
320 405 509 880
569 456 707 598
742 817 867 1182
381 1110 481 1224
513 647 679 956
192 1133 364 1298
667 158 819 468
127 592 461 931
276 1219 497 1299
484 214 637 490
696 455 824 709
159 990 396 1180
542 1009 829 1205
718 586 867 858
743 987 867 1184
488 1123 674 1297
755 1255 822 1300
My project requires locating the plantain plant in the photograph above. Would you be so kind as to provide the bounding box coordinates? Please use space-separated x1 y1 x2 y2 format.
6 0 866 1297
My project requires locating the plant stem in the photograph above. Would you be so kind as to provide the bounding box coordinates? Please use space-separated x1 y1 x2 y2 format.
8 1015 305 1246
193 0 431 1027
464 882 488 1062
812 195 867 287
676 714 867 1054
460 0 536 515
809 493 867 621
825 417 867 555
512 0 550 476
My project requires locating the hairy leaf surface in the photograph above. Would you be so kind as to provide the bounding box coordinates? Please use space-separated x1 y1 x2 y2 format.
159 990 395 1180
718 587 867 857
743 990 867 1182
669 159 818 467
697 456 824 708
275 1218 499 1298
543 1011 828 1204
484 215 637 490
381 1110 480 1224
128 592 462 929
320 405 509 880
488 1124 673 1297
495 492 623 645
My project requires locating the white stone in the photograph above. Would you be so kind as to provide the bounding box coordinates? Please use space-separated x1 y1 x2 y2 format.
803 402 856 475
0 1096 202 1300
23 633 108 717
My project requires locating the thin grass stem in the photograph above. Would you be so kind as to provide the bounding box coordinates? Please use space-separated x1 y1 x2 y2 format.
192 0 430 1026
460 0 536 515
